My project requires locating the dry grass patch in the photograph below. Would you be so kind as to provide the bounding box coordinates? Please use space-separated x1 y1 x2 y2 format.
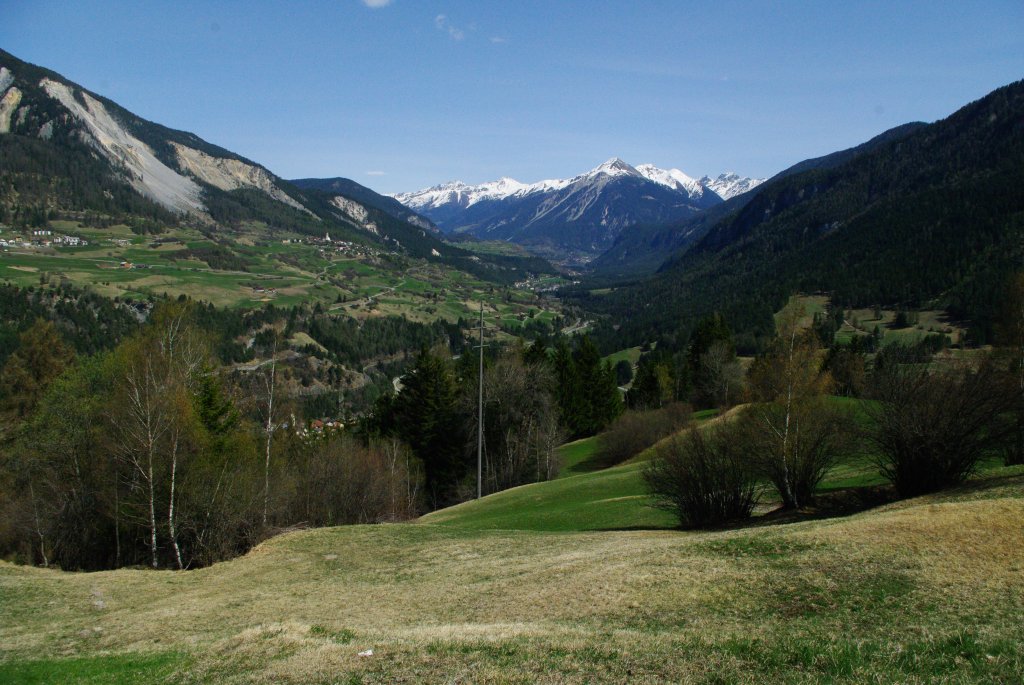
1 481 1022 683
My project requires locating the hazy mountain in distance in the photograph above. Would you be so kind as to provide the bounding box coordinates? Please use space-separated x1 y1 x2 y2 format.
393 158 762 263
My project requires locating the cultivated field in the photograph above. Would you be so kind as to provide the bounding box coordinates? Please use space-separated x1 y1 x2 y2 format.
0 221 563 337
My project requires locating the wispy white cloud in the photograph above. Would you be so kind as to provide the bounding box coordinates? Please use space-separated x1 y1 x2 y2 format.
360 0 392 8
366 170 386 176
489 36 508 44
434 14 464 41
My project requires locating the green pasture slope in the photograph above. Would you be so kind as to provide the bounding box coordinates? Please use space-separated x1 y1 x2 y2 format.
421 459 676 532
421 400 1006 533
423 410 721 532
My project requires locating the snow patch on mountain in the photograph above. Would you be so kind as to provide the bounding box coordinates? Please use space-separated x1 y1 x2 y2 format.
171 143 312 215
701 172 764 200
40 78 204 214
395 158 758 211
0 86 22 134
635 164 705 197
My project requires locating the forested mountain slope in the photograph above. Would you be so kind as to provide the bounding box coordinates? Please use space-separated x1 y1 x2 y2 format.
576 80 1024 350
589 123 928 281
0 49 552 284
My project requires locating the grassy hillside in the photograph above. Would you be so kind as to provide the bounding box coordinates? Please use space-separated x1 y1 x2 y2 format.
421 460 676 532
1 469 1021 683
425 409 726 532
420 397 1016 535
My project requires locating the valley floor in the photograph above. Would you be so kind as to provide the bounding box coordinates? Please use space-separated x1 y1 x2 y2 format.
1 469 1023 683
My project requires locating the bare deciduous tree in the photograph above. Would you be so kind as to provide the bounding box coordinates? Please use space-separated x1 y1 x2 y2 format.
867 356 1013 497
469 353 564 494
744 301 853 509
261 340 278 527
698 340 744 409
110 304 208 569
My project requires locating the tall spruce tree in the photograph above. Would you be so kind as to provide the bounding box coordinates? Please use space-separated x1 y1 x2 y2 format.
562 336 624 437
393 348 466 507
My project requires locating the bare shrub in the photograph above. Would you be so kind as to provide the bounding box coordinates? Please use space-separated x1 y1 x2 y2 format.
643 424 759 528
867 357 1013 498
739 400 855 509
281 435 421 525
593 402 691 468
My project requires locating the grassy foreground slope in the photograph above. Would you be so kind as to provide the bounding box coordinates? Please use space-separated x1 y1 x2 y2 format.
1 473 1023 684
420 460 676 532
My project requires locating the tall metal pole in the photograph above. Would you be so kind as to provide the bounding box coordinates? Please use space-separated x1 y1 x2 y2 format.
477 300 484 499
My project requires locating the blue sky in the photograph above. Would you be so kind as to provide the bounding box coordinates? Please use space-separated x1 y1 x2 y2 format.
3 1 1022 193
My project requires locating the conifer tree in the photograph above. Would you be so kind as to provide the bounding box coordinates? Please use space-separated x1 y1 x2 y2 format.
393 348 465 507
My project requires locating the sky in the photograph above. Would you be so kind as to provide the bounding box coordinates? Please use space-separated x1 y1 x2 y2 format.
2 1 1022 194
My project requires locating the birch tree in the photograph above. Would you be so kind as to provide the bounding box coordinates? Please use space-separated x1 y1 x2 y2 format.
111 304 207 569
259 335 279 527
743 301 853 509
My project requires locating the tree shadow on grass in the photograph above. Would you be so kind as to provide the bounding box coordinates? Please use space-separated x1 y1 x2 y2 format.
594 470 1024 533
591 487 898 533
570 451 627 475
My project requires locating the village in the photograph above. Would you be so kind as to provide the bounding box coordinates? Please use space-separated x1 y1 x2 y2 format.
282 232 385 260
0 228 89 249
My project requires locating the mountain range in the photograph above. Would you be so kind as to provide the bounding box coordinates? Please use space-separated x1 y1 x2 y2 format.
577 79 1024 350
588 122 930 280
0 49 551 284
392 159 763 263
3 46 1021 352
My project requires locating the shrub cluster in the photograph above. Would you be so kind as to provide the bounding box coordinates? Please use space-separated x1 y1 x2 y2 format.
643 426 758 529
867 359 1013 497
593 402 691 468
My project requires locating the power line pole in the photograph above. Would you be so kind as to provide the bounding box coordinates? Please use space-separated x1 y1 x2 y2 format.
477 300 485 499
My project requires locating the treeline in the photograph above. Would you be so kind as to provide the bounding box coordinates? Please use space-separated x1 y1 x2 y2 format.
619 302 961 415
0 308 419 571
0 282 139 365
0 304 628 569
302 313 462 368
0 283 478 418
367 334 624 508
623 313 744 411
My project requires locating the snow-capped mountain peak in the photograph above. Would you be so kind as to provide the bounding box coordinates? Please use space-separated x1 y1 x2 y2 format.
699 172 764 200
480 176 530 197
391 159 765 261
393 174 571 210
395 160 764 212
635 164 705 197
588 157 640 178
